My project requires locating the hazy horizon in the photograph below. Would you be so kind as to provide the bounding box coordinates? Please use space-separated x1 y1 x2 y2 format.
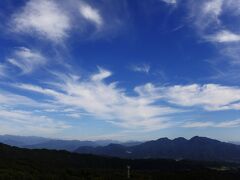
0 134 238 144
0 0 240 142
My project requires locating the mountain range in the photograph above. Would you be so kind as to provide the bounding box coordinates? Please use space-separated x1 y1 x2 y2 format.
0 135 141 151
76 136 240 162
1 135 240 162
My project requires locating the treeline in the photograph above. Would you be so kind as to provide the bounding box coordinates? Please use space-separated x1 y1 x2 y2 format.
0 143 239 179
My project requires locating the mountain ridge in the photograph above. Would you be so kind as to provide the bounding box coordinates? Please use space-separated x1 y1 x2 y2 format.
0 134 141 151
76 136 240 162
2 134 240 162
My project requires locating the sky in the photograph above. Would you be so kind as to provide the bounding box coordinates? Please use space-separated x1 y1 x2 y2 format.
0 0 240 141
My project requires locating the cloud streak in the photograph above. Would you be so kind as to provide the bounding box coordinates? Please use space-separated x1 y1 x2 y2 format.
160 0 177 5
7 47 46 74
0 107 70 136
131 64 151 74
162 84 240 111
207 30 240 43
135 83 240 111
183 119 240 128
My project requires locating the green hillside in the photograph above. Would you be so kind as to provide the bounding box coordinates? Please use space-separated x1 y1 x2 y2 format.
0 143 239 180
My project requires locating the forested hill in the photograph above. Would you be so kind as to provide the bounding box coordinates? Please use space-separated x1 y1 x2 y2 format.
0 143 240 179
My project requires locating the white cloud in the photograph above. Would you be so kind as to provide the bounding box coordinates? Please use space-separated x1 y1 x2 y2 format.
183 121 214 128
183 119 240 128
190 0 223 30
216 119 240 128
0 90 58 111
0 90 71 136
91 67 111 81
11 0 70 42
162 84 240 111
14 68 180 131
4 66 240 131
66 113 82 119
160 0 177 5
12 67 240 130
207 30 240 43
7 47 46 74
0 91 37 106
79 2 103 28
202 0 222 17
134 83 162 100
0 107 70 136
135 83 240 111
8 0 127 42
14 83 60 97
131 64 151 74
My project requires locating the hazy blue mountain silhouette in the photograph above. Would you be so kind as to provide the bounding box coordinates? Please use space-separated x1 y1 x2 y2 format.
0 135 121 151
0 135 50 147
24 140 100 151
75 136 240 162
2 135 240 162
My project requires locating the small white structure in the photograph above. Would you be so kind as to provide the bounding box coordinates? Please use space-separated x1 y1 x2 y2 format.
127 165 131 179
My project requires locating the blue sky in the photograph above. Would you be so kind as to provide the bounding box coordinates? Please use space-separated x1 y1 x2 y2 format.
0 0 240 141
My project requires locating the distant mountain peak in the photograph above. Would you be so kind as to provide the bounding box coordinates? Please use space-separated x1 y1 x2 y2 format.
156 137 170 142
190 136 220 143
173 137 187 142
76 136 240 162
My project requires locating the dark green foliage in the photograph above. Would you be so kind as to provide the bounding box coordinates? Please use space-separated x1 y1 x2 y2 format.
0 143 239 179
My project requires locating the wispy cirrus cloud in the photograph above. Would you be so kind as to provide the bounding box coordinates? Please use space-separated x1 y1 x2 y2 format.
0 91 38 106
7 47 46 74
190 0 223 31
160 0 177 5
183 119 240 128
186 0 223 39
187 0 240 62
13 67 180 131
10 67 240 131
134 83 240 111
130 63 151 74
0 90 57 110
0 89 72 136
0 107 70 136
162 84 240 111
